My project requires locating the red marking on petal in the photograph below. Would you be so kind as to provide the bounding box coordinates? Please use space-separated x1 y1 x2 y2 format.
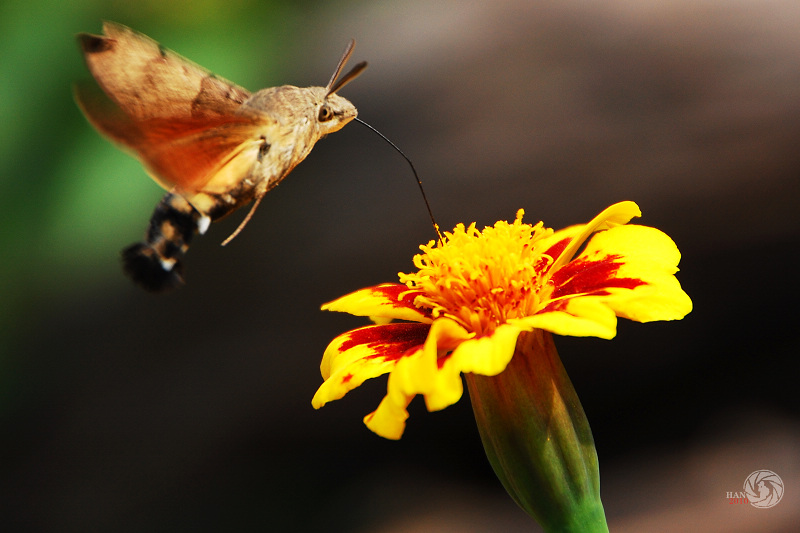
341 373 354 384
540 299 566 313
372 284 432 318
544 237 572 262
551 254 647 299
339 323 430 362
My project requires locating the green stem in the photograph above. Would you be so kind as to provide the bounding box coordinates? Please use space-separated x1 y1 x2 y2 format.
465 330 608 533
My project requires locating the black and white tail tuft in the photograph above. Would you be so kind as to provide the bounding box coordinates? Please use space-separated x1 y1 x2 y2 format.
121 193 205 292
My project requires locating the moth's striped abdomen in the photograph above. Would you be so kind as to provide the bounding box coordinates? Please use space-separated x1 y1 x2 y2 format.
121 193 207 292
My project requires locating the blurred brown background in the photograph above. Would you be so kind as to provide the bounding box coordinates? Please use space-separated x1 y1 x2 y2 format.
1 0 798 531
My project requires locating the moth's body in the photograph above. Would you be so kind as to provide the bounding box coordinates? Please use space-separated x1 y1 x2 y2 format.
75 22 365 290
182 85 354 220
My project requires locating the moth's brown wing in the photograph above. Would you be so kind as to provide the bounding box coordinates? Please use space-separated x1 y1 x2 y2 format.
137 115 267 194
75 81 269 193
77 21 251 121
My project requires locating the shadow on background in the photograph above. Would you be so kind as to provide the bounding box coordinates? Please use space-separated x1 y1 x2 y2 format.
1 0 798 531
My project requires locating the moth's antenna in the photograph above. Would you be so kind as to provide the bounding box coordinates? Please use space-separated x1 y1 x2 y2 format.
325 39 354 92
325 39 367 97
355 117 442 240
329 61 367 95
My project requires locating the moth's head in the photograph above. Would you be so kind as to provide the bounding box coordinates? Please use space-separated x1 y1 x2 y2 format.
242 40 365 137
313 89 358 135
316 39 367 135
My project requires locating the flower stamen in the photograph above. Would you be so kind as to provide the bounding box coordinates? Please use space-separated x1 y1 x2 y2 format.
400 210 553 336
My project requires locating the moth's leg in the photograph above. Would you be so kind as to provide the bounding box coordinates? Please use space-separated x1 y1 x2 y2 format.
121 192 204 292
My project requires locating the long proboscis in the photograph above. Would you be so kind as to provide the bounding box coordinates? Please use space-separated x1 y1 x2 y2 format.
355 118 442 241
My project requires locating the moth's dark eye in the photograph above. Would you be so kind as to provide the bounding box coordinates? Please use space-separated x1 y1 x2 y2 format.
318 104 334 122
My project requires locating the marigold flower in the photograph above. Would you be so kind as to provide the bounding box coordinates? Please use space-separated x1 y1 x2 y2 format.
312 201 691 531
313 201 691 434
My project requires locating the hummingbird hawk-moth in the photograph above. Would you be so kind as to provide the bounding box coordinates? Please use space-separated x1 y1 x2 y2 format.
75 22 366 291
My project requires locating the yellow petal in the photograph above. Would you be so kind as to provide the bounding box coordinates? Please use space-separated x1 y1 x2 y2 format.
366 318 473 438
364 343 432 439
389 319 472 409
364 393 412 440
529 223 691 339
424 323 525 411
534 224 583 260
448 323 524 376
580 224 692 322
551 201 641 271
321 283 432 323
312 323 429 408
518 300 619 339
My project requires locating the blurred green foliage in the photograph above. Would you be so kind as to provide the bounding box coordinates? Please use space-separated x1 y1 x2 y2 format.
0 0 321 364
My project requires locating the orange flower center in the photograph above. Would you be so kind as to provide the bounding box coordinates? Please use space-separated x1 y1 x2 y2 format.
399 210 555 336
